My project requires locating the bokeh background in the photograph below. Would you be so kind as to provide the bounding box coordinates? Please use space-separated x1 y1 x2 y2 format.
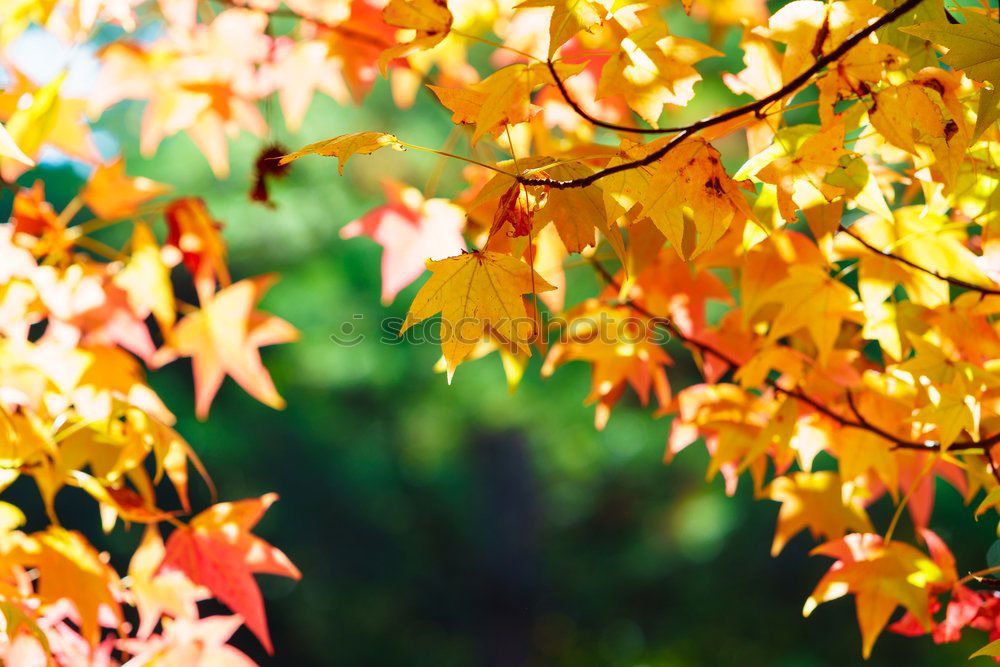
3 4 998 665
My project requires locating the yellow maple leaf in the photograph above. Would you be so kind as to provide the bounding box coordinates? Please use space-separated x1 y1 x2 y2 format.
516 0 606 58
114 222 175 332
0 121 33 167
761 264 862 363
158 276 299 419
597 23 721 125
280 132 399 174
430 62 584 144
755 0 887 84
912 384 977 449
745 123 848 224
767 471 873 556
842 207 994 307
643 138 755 260
378 0 453 74
402 250 554 379
9 527 123 646
804 532 943 658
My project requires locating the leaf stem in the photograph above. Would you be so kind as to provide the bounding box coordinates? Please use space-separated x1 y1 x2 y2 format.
884 456 934 543
958 566 1000 586
451 30 541 63
395 140 515 177
56 195 84 228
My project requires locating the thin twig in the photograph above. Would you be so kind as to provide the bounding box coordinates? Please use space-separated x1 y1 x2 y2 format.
988 447 1000 486
544 60 691 135
519 0 927 189
840 224 1000 296
545 59 833 136
588 256 999 454
845 390 913 449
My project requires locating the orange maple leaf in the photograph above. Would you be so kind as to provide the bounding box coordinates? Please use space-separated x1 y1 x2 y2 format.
158 493 300 654
82 158 171 221
157 275 298 419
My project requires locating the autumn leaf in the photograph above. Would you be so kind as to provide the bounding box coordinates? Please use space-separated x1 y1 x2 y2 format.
758 264 862 363
487 181 537 243
156 275 299 419
430 62 584 144
114 222 175 332
0 120 33 167
516 0 605 57
541 300 672 429
630 248 732 337
378 0 453 73
976 85 1000 139
127 525 206 641
9 527 123 646
841 206 995 308
88 10 270 177
756 0 888 84
597 23 721 125
742 123 848 224
903 9 1000 85
117 615 256 666
10 181 72 258
535 161 625 261
82 158 171 220
642 137 755 259
164 197 230 303
159 494 300 654
342 181 467 304
767 471 873 556
280 131 399 173
402 250 555 379
805 533 945 658
0 68 100 180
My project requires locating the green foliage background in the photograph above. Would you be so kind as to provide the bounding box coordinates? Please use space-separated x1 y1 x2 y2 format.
5 6 998 663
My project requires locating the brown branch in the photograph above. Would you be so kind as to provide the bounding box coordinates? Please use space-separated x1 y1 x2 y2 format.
587 256 999 454
520 0 927 190
589 257 866 427
840 224 1000 296
988 447 1000 486
845 389 914 449
544 60 690 135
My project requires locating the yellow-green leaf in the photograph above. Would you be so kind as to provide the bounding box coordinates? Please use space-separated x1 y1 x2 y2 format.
280 132 400 174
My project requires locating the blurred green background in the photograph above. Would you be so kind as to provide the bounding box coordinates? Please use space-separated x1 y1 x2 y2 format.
4 4 999 664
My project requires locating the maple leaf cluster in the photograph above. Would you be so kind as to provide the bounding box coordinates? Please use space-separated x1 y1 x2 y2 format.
0 161 300 660
5 0 1000 662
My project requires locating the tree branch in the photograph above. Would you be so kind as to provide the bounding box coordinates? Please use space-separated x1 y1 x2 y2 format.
519 0 927 190
839 224 1000 296
587 256 999 454
544 60 689 135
